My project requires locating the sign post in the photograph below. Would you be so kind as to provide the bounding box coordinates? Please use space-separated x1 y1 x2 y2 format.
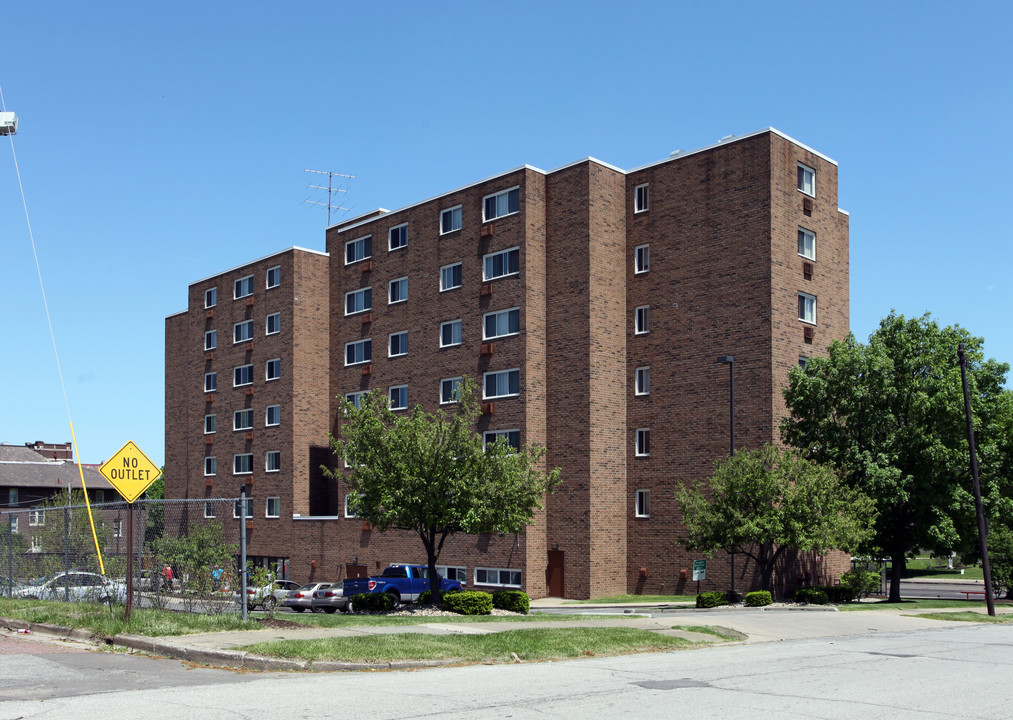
99 441 161 621
693 559 707 595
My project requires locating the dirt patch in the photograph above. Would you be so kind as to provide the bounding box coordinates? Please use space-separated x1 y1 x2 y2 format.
255 617 306 629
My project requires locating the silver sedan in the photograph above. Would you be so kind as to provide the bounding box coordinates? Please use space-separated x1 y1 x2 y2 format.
310 584 349 613
282 582 332 612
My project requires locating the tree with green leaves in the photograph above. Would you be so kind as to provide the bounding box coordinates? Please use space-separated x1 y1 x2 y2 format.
782 312 1013 602
31 488 112 575
326 378 561 597
674 444 876 593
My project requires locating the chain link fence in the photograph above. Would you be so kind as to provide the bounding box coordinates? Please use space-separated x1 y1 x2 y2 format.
1 497 246 614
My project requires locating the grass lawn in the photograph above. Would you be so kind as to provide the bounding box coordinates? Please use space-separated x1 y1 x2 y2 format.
894 556 985 581
238 627 696 663
562 594 696 605
914 611 1013 624
839 598 995 612
280 611 626 628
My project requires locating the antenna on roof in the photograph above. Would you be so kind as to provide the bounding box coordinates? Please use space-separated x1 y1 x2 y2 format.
303 169 355 226
0 111 17 135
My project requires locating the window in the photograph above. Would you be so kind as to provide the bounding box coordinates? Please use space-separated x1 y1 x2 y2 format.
204 502 216 519
265 451 281 472
344 287 372 316
388 277 408 304
483 187 519 221
388 223 408 251
345 339 372 366
266 404 281 426
388 331 408 358
798 228 816 260
798 292 817 324
233 498 254 519
344 494 359 518
483 247 519 281
440 205 462 234
265 497 280 518
634 305 650 335
484 368 520 399
440 377 462 404
635 489 650 518
634 183 649 213
266 265 281 289
797 163 815 196
483 307 520 340
634 244 650 274
346 391 367 409
204 456 217 476
798 356 808 367
233 454 253 475
204 330 217 351
475 567 521 588
266 358 281 381
234 320 254 344
389 385 408 410
234 409 253 431
438 566 467 583
440 262 462 292
113 519 123 538
233 364 253 387
234 275 254 299
205 287 217 309
483 429 520 450
8 488 18 506
635 428 650 457
204 414 217 434
440 320 462 347
345 235 372 264
266 312 281 335
9 516 17 532
29 509 45 527
94 489 106 503
635 366 650 396
204 372 217 393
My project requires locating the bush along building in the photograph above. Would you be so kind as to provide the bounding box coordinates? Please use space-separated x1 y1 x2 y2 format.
165 128 850 599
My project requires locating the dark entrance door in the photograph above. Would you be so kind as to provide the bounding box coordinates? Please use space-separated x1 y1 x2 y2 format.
547 550 564 597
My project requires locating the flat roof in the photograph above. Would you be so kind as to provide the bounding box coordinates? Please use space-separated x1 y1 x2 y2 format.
187 246 328 288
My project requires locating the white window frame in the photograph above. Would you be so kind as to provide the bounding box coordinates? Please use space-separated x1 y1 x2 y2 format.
113 518 123 538
205 287 217 309
29 509 45 527
204 414 217 434
346 391 367 410
798 292 817 325
388 223 408 251
389 385 408 411
204 330 217 351
634 183 649 213
265 450 281 473
483 368 520 400
234 320 254 344
233 454 253 475
482 186 520 222
474 567 521 588
344 287 372 316
266 358 281 381
635 428 650 457
344 494 359 518
635 366 650 396
483 246 520 281
440 319 462 348
440 205 462 235
233 498 254 519
9 516 17 533
797 162 815 197
266 312 281 335
204 502 216 519
233 408 253 431
634 244 650 274
635 489 650 518
438 565 467 583
204 456 217 476
344 235 372 265
345 339 372 366
388 276 408 305
204 372 217 393
233 364 253 387
440 262 462 292
798 227 816 261
265 497 280 518
388 331 408 358
483 429 520 450
483 307 520 340
440 377 463 405
234 275 254 299
266 404 281 427
634 305 650 335
266 265 281 289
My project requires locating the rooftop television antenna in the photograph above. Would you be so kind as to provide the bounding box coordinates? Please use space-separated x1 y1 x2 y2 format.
304 168 355 225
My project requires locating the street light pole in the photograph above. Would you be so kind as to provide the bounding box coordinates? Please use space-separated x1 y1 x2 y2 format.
716 355 740 602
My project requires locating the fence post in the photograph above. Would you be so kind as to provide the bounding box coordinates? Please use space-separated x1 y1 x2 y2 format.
63 498 70 602
240 487 248 621
6 514 13 597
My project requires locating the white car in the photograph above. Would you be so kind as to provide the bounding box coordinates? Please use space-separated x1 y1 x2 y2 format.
235 579 301 611
15 571 127 604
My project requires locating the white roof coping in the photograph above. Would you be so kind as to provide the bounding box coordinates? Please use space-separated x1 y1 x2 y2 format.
292 514 342 521
188 246 328 287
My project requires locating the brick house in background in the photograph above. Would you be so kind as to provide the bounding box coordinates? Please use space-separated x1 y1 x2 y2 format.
165 128 850 598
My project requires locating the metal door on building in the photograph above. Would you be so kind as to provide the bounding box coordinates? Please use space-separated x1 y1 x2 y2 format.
547 550 564 597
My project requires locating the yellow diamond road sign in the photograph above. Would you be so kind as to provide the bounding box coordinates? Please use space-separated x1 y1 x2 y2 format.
99 441 161 504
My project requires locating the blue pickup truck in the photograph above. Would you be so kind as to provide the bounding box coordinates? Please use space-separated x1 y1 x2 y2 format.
342 564 463 605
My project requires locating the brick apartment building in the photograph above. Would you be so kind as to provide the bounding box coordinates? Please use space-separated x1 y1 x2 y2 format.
165 128 849 599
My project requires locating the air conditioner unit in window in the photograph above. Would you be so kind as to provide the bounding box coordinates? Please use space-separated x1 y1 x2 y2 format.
361 260 373 273
361 364 372 376
361 312 372 325
804 326 814 342
803 197 813 215
803 261 814 278
481 284 493 297
481 224 494 237
480 342 494 355
482 402 494 415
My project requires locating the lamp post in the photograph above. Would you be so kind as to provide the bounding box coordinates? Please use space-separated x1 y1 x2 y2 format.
716 355 741 602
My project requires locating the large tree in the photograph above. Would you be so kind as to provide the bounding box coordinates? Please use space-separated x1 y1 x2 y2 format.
782 312 1013 601
326 378 561 596
674 444 876 593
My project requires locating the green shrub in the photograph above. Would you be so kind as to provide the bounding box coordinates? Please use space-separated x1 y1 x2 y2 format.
819 584 854 604
492 590 530 614
793 587 829 605
840 570 880 600
696 591 728 608
744 590 772 607
417 589 434 605
349 592 397 612
442 590 493 615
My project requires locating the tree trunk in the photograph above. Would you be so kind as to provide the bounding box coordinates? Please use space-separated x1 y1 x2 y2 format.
888 551 905 602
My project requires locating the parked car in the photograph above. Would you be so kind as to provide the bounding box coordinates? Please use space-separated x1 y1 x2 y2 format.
342 564 463 606
235 579 301 611
14 571 127 604
310 584 348 613
282 582 331 612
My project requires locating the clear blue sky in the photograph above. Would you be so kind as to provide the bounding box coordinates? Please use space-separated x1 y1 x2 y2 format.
2 1 1010 467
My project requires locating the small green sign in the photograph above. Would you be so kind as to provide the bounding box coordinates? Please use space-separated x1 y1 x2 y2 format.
692 559 707 581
